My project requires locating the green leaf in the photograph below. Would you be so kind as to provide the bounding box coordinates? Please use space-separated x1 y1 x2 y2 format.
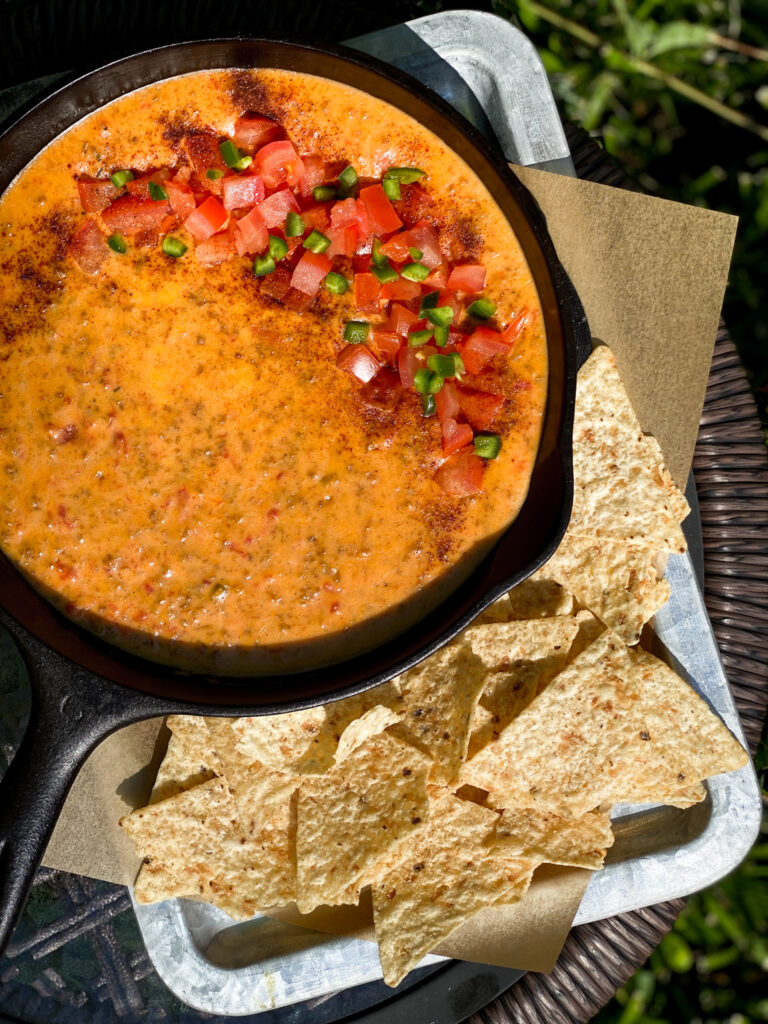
644 21 713 59
582 71 621 130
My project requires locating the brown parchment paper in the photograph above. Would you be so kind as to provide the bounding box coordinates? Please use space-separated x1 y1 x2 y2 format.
40 167 738 973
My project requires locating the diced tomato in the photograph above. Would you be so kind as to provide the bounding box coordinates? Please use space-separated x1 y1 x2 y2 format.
405 221 442 269
173 165 192 185
256 187 300 229
447 264 487 294
259 265 291 301
457 387 504 431
222 173 266 211
291 250 332 296
358 367 403 411
393 184 435 226
165 180 196 222
441 417 474 457
134 227 158 248
424 259 449 289
377 231 411 264
331 198 359 229
68 219 107 273
300 204 331 233
337 345 380 384
125 169 172 197
183 134 226 191
298 154 328 199
284 288 315 313
102 193 170 235
195 231 236 265
355 200 371 240
397 346 420 388
358 184 402 235
386 303 419 336
253 140 305 190
327 225 357 258
435 289 462 320
435 380 461 423
434 450 484 495
184 195 228 240
370 329 402 363
380 278 421 303
76 177 120 213
459 325 512 374
502 308 533 346
354 273 381 314
234 206 268 255
232 114 281 151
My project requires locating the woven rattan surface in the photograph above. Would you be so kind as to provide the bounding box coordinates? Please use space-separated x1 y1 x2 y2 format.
466 123 768 1024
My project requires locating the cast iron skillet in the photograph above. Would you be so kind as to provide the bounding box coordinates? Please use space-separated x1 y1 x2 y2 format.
0 36 591 956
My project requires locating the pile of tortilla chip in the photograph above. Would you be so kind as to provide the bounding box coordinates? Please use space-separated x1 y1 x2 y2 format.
120 347 748 988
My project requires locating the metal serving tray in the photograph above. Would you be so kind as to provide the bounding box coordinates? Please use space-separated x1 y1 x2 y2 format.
1 9 761 1020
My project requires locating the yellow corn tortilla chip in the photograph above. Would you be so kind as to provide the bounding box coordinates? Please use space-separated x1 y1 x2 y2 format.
295 731 431 913
394 643 488 785
477 578 574 624
539 533 671 644
149 715 222 803
462 617 580 672
334 705 401 764
461 631 747 817
661 783 707 808
372 787 533 987
494 807 614 870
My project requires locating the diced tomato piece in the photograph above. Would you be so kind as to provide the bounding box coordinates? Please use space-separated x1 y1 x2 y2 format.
405 221 442 269
234 206 268 256
467 325 512 356
358 184 402 235
434 450 484 495
222 173 266 211
297 154 328 199
354 273 381 314
457 387 504 431
173 165 192 184
102 194 170 235
253 140 305 190
256 187 300 229
386 303 419 336
377 231 411 264
232 114 281 151
435 290 462 320
134 227 159 248
358 367 403 411
424 259 449 289
77 177 119 213
284 288 315 313
370 329 402 363
195 231 236 265
397 346 420 388
327 225 357 258
183 134 226 192
447 264 487 294
259 265 291 301
291 250 332 296
125 169 172 197
331 198 359 229
300 204 331 233
502 308 533 345
380 278 421 303
165 180 196 222
393 183 435 226
184 195 228 240
337 345 380 384
68 219 107 273
355 200 371 241
441 417 474 457
435 381 461 423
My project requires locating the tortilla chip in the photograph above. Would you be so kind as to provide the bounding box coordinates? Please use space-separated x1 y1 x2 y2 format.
661 783 707 808
334 705 401 764
494 807 614 870
372 787 532 987
462 617 580 672
477 578 574 624
149 716 222 803
539 533 670 644
461 631 747 817
295 731 430 913
395 643 488 785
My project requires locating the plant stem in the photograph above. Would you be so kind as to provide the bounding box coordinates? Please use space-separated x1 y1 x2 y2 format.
713 33 768 62
502 0 768 142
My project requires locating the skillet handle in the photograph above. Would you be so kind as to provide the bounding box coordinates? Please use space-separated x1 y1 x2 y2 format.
0 613 157 958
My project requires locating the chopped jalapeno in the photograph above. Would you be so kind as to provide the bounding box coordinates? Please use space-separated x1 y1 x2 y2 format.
407 328 434 348
303 229 331 254
467 297 497 320
285 211 305 237
420 290 440 312
421 394 436 417
109 169 134 188
344 320 370 343
413 368 432 394
107 233 127 254
162 236 187 258
382 175 401 201
325 272 349 295
371 239 388 268
427 352 464 378
219 139 242 168
424 305 454 328
233 154 253 171
338 165 358 190
408 247 423 260
313 185 337 202
253 254 276 277
370 261 398 284
401 262 430 282
385 167 426 184
206 168 225 180
268 235 289 261
474 433 502 459
148 181 168 201
434 324 449 348
427 373 445 394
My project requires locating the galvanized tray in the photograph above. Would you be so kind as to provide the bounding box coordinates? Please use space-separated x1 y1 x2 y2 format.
1 9 761 1020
